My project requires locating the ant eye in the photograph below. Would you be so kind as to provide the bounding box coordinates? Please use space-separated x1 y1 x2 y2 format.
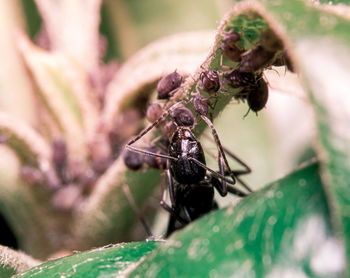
259 28 283 52
171 106 194 127
123 150 143 170
200 70 220 93
157 71 183 99
221 31 243 62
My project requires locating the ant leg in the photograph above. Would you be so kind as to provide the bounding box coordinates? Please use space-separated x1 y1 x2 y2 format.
126 101 184 147
188 157 236 185
200 115 237 183
209 155 248 197
159 170 187 224
217 154 227 196
203 132 253 193
126 144 176 161
122 184 153 237
226 184 247 197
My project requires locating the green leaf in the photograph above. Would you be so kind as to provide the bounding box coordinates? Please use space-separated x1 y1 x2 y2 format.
243 0 350 275
15 241 160 278
130 163 344 277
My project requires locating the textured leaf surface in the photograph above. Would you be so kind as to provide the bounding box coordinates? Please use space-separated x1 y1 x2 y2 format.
0 245 41 277
15 241 160 278
130 163 344 277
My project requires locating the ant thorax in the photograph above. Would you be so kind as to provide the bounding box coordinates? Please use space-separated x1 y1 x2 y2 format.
169 127 206 184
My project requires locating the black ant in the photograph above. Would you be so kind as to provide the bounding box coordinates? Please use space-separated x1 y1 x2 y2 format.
125 99 251 234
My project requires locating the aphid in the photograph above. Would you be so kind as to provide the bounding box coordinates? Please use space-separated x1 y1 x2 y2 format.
143 146 167 170
259 28 283 52
199 70 220 93
20 166 43 185
193 93 209 116
220 30 244 62
51 184 81 212
239 46 275 72
246 78 269 116
89 134 112 175
146 103 163 123
52 138 68 179
123 149 143 170
157 71 183 99
223 69 256 89
170 105 195 127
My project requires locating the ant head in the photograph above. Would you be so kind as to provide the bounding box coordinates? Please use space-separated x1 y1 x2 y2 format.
200 70 220 93
157 71 183 99
171 105 195 128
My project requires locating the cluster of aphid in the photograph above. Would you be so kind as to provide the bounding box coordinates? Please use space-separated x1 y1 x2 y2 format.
123 27 294 237
218 27 293 116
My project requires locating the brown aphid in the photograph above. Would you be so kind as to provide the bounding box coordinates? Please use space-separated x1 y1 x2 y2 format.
51 184 82 212
143 146 167 170
171 106 195 127
259 28 283 52
157 71 183 99
221 31 244 62
239 46 275 72
165 121 177 139
247 78 269 113
123 149 143 171
193 93 209 116
200 70 220 93
20 166 43 185
223 69 256 88
146 103 163 123
52 138 68 175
